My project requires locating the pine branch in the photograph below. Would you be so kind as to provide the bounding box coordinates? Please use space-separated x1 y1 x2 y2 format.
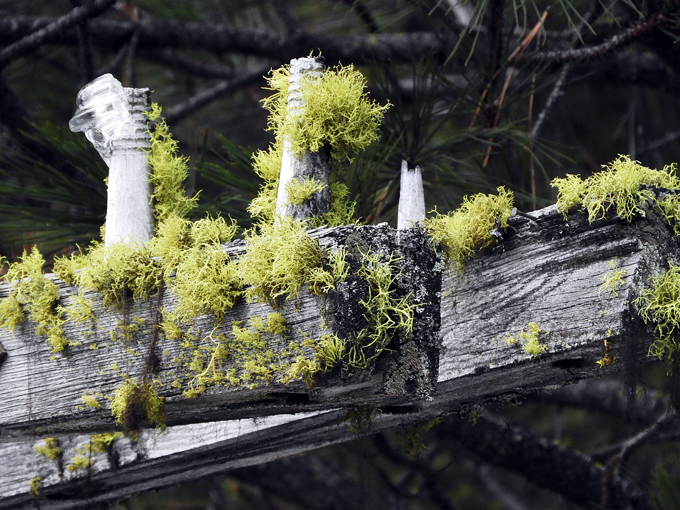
144 49 237 79
0 0 117 70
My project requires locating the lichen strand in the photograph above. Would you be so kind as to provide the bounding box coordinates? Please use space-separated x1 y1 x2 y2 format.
29 477 42 498
249 60 386 225
635 262 680 363
347 251 415 369
599 259 627 297
144 103 199 223
425 187 514 271
111 379 166 432
551 155 680 224
0 247 71 352
34 437 61 461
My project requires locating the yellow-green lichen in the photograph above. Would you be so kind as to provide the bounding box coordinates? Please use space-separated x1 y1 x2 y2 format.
551 155 680 223
29 477 42 498
239 217 339 303
596 338 616 368
81 392 103 409
91 432 121 452
262 60 389 161
111 379 166 432
66 448 91 473
34 437 61 461
635 261 680 363
145 103 199 222
599 259 627 297
425 187 514 271
504 322 547 357
347 251 414 369
285 177 327 206
249 59 384 224
0 248 72 352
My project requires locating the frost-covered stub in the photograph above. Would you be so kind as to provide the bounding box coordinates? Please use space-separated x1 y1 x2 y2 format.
275 56 332 221
70 74 154 245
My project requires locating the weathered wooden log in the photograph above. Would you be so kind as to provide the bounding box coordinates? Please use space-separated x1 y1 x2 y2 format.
0 224 440 441
0 201 675 508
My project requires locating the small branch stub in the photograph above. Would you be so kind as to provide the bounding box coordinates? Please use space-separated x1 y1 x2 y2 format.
397 160 426 229
70 73 154 245
275 56 331 222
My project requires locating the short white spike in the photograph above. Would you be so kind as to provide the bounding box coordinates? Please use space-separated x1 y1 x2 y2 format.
397 160 426 229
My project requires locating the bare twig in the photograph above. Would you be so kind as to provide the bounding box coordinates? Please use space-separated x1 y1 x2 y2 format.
520 12 669 65
164 65 270 126
144 49 236 79
0 0 117 70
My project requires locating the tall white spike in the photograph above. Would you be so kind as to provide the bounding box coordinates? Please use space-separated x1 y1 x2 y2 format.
70 74 154 246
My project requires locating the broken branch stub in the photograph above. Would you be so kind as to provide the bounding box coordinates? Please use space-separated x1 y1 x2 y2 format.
275 56 331 222
397 160 426 230
70 73 154 246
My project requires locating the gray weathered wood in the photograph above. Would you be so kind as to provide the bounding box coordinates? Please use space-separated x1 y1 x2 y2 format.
275 56 331 221
397 160 426 229
0 201 675 508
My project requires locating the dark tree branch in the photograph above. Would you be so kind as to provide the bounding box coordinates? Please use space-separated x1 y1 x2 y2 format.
519 12 669 65
69 0 96 83
231 454 401 510
143 49 236 79
164 65 271 126
0 0 117 70
338 0 380 34
0 16 449 64
530 63 570 142
534 379 668 426
590 412 680 465
440 415 654 510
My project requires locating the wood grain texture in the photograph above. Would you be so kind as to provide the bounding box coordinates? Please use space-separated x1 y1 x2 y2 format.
1 203 676 508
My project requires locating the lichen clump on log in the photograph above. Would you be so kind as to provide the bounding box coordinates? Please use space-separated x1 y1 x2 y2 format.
551 154 680 225
635 262 680 363
1 64 401 433
424 187 514 271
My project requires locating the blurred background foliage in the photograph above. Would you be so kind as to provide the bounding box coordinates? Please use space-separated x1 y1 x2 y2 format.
2 0 680 508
